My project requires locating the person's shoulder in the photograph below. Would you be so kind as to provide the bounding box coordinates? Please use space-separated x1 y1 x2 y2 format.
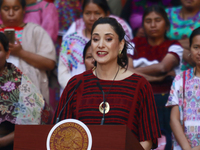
25 1 45 10
25 22 50 34
165 39 181 46
63 32 87 44
132 37 147 47
25 22 43 30
68 70 94 85
133 37 146 42
126 71 149 84
64 32 81 38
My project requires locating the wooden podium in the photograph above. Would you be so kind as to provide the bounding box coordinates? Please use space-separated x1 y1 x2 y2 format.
14 125 144 150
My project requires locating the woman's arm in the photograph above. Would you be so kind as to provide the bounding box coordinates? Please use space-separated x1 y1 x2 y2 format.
182 48 196 67
140 140 152 150
134 53 179 76
0 131 14 147
128 57 175 82
170 105 191 150
178 38 190 50
58 58 72 89
9 39 55 71
178 38 195 66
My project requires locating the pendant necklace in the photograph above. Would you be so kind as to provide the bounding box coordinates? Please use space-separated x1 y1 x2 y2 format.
95 67 120 114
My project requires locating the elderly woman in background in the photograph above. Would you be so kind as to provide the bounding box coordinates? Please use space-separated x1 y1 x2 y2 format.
0 32 45 150
53 17 161 150
0 0 56 104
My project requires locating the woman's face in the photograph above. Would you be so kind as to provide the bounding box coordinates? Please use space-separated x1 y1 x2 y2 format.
91 24 124 66
181 0 200 9
143 11 168 39
0 43 9 73
83 2 106 32
0 0 25 27
84 46 95 71
190 35 200 66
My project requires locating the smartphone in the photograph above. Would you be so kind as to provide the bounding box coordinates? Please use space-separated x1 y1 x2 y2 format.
4 29 15 44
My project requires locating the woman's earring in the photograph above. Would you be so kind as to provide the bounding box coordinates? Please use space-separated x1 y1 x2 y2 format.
118 50 123 58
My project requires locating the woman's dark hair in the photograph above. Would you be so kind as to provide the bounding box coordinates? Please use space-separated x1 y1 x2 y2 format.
0 0 26 9
83 40 91 61
189 27 200 47
82 0 110 15
91 17 129 69
0 32 9 52
142 5 170 29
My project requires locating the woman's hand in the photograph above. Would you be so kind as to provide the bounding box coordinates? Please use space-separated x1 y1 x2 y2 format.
8 39 55 70
9 39 23 57
0 131 14 147
140 140 152 150
170 105 192 150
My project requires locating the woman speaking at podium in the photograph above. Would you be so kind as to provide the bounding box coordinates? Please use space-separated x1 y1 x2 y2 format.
52 17 161 150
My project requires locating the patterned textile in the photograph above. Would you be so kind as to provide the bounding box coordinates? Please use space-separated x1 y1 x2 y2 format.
60 32 89 73
53 70 161 149
166 68 200 149
0 63 44 125
165 6 200 71
54 0 82 35
166 6 200 40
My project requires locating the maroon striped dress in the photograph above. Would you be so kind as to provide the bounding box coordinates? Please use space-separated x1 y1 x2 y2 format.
52 70 161 148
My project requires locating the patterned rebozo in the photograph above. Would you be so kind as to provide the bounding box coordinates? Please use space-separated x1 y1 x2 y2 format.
0 63 45 125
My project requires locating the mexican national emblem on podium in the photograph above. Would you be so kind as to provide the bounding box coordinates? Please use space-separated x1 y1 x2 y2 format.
46 119 92 150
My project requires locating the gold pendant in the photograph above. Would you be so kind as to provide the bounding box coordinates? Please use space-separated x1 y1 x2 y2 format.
99 102 110 114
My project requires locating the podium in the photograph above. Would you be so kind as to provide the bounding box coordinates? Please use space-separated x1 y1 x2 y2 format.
14 125 144 150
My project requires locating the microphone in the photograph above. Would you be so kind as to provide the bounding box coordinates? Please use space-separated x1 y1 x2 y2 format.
96 82 106 125
56 80 82 123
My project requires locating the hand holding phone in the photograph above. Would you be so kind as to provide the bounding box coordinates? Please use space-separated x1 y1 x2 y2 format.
4 29 15 44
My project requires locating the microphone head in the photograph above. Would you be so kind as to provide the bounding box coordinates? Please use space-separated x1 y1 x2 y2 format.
96 82 103 92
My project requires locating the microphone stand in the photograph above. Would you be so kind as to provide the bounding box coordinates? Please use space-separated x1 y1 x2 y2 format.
56 80 82 124
96 82 106 125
